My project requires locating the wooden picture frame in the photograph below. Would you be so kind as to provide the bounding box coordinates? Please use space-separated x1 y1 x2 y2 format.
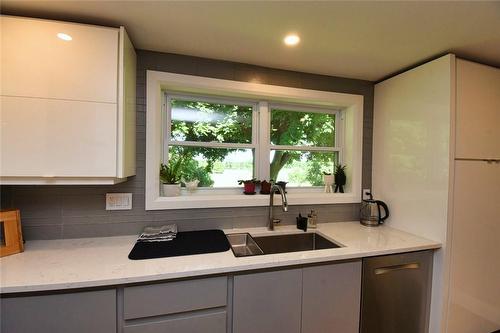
0 209 24 257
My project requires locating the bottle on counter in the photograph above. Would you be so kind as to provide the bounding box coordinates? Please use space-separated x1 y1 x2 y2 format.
307 210 317 229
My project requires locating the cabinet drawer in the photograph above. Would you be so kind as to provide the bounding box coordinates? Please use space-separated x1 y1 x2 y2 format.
1 289 116 333
124 276 227 320
124 311 226 333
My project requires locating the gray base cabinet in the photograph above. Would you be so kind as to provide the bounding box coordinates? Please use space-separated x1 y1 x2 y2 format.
232 261 362 333
122 276 228 333
123 276 227 320
302 261 362 333
0 289 116 333
233 268 303 333
123 311 227 333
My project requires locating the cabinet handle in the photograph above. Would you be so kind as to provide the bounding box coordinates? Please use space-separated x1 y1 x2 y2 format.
374 263 420 275
456 158 500 163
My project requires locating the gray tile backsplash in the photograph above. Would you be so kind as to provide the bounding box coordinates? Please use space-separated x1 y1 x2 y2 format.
0 50 374 240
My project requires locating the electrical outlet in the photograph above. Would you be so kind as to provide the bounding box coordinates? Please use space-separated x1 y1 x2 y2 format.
106 193 132 210
362 189 372 200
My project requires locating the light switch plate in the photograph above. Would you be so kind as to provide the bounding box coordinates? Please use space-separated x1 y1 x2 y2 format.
106 193 132 210
362 189 372 200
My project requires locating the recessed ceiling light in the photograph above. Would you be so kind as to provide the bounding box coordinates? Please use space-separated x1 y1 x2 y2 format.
57 33 72 41
284 34 300 46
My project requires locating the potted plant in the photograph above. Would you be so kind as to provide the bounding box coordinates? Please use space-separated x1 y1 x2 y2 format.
260 180 272 194
184 179 199 193
238 178 260 195
322 171 334 193
275 181 288 193
334 165 347 193
160 159 183 197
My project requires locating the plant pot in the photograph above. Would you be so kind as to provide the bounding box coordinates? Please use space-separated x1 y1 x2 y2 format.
243 182 256 194
334 184 345 193
185 180 199 193
323 174 334 193
162 183 181 197
260 181 272 194
275 181 288 193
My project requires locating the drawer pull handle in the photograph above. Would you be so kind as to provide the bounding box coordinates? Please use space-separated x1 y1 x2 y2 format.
374 263 420 275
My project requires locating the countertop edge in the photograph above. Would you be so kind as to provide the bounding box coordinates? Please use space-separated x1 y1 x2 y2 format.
0 240 441 294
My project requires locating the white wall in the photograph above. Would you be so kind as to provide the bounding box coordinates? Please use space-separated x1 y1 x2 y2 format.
372 54 455 333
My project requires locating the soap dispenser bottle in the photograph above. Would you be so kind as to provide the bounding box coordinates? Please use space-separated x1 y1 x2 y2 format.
307 210 317 229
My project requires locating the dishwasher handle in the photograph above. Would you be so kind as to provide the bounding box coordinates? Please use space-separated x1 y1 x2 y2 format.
374 262 420 275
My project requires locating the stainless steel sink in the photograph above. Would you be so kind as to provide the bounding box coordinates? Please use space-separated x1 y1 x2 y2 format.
226 232 341 257
226 233 264 257
253 232 341 254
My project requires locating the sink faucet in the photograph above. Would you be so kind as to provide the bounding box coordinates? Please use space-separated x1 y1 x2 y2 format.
269 184 288 231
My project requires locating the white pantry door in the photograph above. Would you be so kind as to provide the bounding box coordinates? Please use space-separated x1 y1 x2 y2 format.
447 160 500 333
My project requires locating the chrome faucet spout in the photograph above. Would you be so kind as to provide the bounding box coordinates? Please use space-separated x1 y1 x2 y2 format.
268 184 288 230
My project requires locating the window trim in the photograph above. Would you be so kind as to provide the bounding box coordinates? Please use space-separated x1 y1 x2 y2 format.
146 70 364 210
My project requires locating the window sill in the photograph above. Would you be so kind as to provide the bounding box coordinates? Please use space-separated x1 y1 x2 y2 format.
146 191 361 210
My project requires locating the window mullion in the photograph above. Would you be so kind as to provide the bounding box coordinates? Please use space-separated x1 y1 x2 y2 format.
337 110 345 166
258 101 270 181
167 141 254 149
252 103 260 179
163 94 171 163
270 145 340 152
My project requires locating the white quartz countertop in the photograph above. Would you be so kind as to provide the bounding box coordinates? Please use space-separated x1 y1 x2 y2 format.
0 222 441 294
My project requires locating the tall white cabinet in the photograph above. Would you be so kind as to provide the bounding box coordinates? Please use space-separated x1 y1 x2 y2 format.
0 16 136 184
373 55 500 333
447 59 500 333
455 60 500 160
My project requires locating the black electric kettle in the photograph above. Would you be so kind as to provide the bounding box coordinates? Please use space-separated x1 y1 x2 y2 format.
360 192 389 226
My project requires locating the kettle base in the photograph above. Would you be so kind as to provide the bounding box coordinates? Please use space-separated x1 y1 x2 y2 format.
360 220 382 227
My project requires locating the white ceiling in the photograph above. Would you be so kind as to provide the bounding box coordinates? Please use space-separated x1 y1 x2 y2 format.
2 1 500 81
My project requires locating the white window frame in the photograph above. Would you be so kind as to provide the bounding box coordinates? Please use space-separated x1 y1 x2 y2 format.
146 70 363 210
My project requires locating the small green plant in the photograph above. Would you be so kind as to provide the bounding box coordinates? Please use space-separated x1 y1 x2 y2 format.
160 159 183 184
334 165 347 193
237 178 260 185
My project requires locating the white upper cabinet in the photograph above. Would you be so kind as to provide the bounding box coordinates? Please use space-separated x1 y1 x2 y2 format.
456 59 500 160
0 16 136 184
1 16 118 103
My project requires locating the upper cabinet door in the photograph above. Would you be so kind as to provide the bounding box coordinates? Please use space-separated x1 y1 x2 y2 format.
1 16 118 104
0 96 117 177
456 59 500 160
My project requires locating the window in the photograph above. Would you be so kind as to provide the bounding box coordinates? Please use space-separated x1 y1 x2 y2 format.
165 96 257 188
163 96 342 190
146 71 363 210
269 106 341 187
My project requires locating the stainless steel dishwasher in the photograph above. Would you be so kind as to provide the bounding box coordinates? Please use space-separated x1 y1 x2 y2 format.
360 250 433 333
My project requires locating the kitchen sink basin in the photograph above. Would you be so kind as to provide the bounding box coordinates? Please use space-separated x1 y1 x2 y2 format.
253 232 341 254
226 232 341 257
226 233 264 257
